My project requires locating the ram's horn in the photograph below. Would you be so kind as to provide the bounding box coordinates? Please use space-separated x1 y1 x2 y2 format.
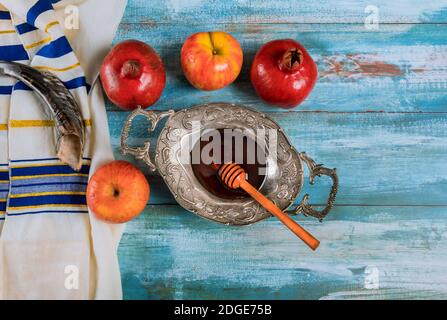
0 61 85 171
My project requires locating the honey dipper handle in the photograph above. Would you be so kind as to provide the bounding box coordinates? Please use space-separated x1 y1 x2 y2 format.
240 180 320 250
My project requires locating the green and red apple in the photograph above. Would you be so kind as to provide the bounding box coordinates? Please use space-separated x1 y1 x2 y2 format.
181 31 243 91
87 160 150 223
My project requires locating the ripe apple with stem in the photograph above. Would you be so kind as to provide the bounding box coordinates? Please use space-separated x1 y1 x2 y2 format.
181 31 243 91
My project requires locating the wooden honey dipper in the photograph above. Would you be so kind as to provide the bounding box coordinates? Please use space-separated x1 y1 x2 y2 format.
215 162 320 250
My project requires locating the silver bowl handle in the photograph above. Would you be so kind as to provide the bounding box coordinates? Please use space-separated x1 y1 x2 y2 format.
120 107 174 172
288 152 338 221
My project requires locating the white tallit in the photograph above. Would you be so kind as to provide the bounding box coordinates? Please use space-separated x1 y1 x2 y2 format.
0 0 128 299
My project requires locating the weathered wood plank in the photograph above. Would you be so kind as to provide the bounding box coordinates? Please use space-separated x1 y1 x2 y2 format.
109 112 447 206
109 23 447 112
119 205 447 299
115 0 447 301
123 0 447 24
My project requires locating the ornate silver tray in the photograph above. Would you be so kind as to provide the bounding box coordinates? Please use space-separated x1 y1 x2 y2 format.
121 103 337 226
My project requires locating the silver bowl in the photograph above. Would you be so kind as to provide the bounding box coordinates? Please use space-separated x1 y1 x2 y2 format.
121 103 338 226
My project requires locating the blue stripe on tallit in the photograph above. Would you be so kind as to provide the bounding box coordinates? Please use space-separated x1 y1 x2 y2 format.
12 82 31 91
0 86 13 95
27 0 54 26
11 182 87 195
0 10 11 19
12 181 88 188
0 171 9 180
11 164 90 176
11 175 88 186
16 22 38 34
10 2 56 34
8 162 89 214
64 76 90 91
0 161 6 216
8 210 88 217
10 157 91 163
9 194 86 207
36 36 72 58
0 44 30 61
13 76 89 91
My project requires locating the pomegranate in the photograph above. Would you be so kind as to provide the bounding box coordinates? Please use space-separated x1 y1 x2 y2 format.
100 40 166 110
250 39 317 108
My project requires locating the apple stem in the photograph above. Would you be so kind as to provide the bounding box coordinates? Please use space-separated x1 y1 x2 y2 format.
279 48 303 71
121 60 142 78
208 32 219 55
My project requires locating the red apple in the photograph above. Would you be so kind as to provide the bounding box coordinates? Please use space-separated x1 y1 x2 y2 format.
100 40 166 110
181 31 243 91
87 160 150 223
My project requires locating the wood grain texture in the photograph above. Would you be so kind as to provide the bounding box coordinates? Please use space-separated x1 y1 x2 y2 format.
113 0 447 300
119 205 447 299
110 23 447 112
123 0 447 24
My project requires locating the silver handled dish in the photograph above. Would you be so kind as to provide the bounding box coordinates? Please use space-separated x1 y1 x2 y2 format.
121 103 338 226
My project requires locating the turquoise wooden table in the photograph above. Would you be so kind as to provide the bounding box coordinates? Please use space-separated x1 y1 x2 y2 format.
107 0 447 299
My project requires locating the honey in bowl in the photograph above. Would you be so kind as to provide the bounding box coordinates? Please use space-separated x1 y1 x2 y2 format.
191 128 267 199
